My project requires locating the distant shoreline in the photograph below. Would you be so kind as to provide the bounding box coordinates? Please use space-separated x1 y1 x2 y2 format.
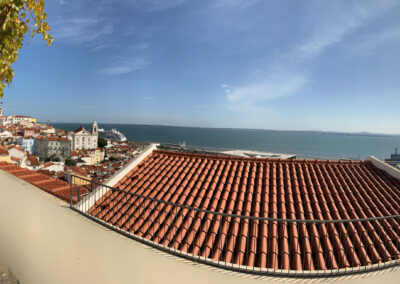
49 122 400 160
49 122 400 139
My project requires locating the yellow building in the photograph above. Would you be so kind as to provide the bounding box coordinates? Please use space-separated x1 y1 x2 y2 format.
0 147 11 163
92 148 103 164
70 166 91 185
81 148 103 165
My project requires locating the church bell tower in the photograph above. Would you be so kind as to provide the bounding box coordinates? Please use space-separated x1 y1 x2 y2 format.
92 121 98 135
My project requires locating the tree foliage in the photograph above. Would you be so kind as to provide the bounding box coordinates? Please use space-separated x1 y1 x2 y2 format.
45 154 60 162
65 157 76 166
98 137 107 148
0 0 53 97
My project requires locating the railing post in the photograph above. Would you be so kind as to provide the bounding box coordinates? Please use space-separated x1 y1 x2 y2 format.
70 180 73 207
66 168 72 207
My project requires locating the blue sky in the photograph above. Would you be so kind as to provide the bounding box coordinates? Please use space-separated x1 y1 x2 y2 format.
2 0 400 133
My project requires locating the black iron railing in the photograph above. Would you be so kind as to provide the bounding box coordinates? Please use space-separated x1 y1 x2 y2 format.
69 175 400 278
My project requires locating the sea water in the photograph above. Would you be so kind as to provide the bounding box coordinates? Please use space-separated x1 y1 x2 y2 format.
51 123 400 160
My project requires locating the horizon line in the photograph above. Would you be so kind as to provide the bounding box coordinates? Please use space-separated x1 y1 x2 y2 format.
47 121 400 137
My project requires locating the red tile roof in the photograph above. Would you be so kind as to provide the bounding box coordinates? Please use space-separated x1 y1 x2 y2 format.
69 166 87 176
0 146 9 155
0 162 88 203
46 136 70 142
88 150 400 271
10 156 19 162
35 135 69 142
43 162 55 168
27 155 40 166
74 127 91 134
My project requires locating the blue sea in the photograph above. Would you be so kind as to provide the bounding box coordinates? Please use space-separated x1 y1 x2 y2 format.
51 123 400 160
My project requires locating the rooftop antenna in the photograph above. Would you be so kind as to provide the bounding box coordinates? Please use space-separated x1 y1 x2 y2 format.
396 147 398 155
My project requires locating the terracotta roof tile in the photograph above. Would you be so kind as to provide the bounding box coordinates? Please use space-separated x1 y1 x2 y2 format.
0 146 9 155
0 162 87 203
11 157 19 162
26 155 40 166
35 136 69 142
70 166 87 176
87 150 400 271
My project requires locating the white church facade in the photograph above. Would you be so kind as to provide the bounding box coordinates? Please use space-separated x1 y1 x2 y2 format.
67 121 99 150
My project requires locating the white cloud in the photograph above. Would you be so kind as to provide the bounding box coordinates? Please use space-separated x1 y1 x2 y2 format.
131 42 150 50
100 57 151 75
223 72 308 112
223 0 398 112
212 0 260 9
295 1 397 58
143 0 188 11
350 27 400 55
52 17 114 45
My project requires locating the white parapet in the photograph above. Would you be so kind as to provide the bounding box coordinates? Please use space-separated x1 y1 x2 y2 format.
366 155 400 180
76 143 158 212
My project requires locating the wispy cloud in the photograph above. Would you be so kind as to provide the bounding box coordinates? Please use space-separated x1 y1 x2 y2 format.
223 0 397 111
131 42 150 50
212 0 261 9
223 72 308 112
143 0 188 11
52 17 114 45
100 57 151 75
349 27 400 56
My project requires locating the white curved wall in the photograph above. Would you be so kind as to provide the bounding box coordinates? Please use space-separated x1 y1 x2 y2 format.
1 170 400 284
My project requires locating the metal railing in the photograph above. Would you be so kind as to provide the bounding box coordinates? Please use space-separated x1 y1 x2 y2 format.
69 175 400 278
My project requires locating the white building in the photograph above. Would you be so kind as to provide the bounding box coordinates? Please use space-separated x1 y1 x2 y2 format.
0 115 36 126
16 137 35 154
67 121 98 151
0 130 12 139
8 147 27 165
42 162 64 172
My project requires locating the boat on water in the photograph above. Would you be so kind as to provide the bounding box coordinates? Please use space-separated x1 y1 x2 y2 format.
384 148 400 169
98 128 127 142
385 148 400 162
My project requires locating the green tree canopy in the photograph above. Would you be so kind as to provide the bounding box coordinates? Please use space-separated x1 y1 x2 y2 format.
98 137 107 148
65 157 76 166
0 0 53 97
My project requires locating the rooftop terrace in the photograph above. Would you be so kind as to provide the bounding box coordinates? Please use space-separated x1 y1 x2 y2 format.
2 148 400 282
71 150 400 276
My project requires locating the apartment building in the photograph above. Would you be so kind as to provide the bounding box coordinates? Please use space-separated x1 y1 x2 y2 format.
34 137 71 160
16 137 35 154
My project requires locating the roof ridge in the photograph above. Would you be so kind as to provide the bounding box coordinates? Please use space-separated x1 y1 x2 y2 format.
0 162 76 203
153 150 364 164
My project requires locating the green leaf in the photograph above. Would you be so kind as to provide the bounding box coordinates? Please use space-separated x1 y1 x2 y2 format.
0 0 53 98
